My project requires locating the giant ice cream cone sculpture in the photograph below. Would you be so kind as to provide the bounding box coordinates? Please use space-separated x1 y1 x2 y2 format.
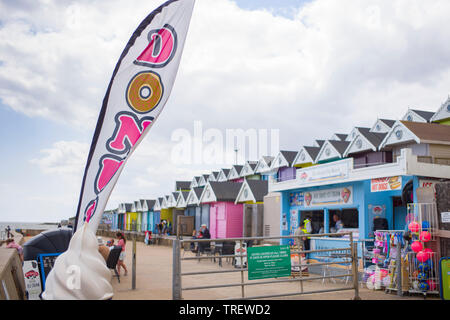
42 223 113 300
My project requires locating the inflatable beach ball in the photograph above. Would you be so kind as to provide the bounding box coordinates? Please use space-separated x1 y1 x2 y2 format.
417 272 428 282
423 248 434 260
418 281 429 292
419 231 431 242
418 263 429 273
416 250 430 263
408 221 420 233
411 241 423 253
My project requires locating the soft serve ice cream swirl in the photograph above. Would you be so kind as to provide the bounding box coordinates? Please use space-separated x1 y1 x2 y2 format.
42 223 114 300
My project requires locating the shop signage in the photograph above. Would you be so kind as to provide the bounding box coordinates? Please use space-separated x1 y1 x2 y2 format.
247 245 291 280
368 204 386 217
22 260 42 300
303 186 353 207
441 212 450 223
289 192 304 206
419 179 437 189
290 209 299 234
371 176 402 192
297 161 350 185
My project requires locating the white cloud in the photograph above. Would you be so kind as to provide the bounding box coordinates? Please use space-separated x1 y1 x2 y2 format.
30 140 89 179
3 0 450 217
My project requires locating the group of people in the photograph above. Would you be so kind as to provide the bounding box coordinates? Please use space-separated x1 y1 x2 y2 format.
3 226 24 261
156 220 171 235
294 214 344 251
101 232 128 276
190 224 211 252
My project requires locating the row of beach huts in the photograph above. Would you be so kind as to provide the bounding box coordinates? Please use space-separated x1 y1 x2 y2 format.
99 96 450 246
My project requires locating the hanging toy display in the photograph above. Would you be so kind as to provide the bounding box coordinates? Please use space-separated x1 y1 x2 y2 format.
408 221 420 233
411 241 423 253
418 263 430 273
419 231 431 242
416 250 429 263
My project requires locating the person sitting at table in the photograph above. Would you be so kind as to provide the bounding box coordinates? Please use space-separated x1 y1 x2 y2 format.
190 229 197 251
197 224 211 253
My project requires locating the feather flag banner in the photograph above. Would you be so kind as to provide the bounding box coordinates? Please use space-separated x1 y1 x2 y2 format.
74 0 195 233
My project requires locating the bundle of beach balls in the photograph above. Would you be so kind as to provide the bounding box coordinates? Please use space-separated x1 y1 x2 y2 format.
407 221 436 292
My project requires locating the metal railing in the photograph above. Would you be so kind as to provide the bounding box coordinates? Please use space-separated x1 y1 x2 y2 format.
172 231 360 300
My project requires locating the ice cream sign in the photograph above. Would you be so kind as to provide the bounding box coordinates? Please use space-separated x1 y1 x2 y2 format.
297 160 350 185
371 176 402 192
303 186 353 207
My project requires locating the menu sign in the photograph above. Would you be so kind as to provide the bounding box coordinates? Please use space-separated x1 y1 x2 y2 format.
371 176 402 192
304 186 353 207
22 260 42 300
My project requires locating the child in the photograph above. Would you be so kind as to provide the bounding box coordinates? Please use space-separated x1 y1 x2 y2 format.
6 238 23 261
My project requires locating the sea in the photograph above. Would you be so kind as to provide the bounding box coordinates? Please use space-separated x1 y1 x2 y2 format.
0 221 59 232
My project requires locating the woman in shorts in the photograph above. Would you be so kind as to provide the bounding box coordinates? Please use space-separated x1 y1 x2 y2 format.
116 232 128 276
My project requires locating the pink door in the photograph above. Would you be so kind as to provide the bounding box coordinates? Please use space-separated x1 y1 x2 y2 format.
209 204 217 239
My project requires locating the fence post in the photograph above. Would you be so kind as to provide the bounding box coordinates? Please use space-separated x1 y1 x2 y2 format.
131 222 137 290
350 233 361 300
240 239 245 298
172 239 182 300
396 241 402 297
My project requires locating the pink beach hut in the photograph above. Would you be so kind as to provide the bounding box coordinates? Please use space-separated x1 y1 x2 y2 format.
199 181 243 239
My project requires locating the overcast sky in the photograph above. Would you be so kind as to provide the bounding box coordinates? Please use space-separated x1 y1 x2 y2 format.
1 0 449 223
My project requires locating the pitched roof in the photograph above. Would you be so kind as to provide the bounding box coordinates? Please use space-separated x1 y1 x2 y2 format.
304 146 321 161
261 156 274 167
209 181 243 202
315 140 325 147
335 134 348 141
280 150 298 166
175 181 191 190
193 187 203 198
411 109 435 122
125 203 132 212
211 171 219 178
400 121 450 144
245 180 268 202
180 191 190 200
145 200 155 209
379 119 396 127
430 97 450 122
358 128 387 148
221 168 230 176
248 161 258 170
328 140 350 155
232 165 243 173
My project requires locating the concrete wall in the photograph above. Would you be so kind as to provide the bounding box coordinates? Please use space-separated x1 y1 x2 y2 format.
263 192 281 238
0 232 26 300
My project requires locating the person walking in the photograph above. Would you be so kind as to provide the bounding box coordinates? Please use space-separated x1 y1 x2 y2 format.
6 225 11 238
116 232 128 276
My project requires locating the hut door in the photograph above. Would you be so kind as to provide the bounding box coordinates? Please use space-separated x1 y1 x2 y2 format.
243 205 253 237
393 197 407 230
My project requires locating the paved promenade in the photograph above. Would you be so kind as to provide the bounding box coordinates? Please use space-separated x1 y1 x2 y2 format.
110 239 436 300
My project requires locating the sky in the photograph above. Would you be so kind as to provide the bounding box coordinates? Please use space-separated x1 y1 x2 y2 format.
1 0 450 223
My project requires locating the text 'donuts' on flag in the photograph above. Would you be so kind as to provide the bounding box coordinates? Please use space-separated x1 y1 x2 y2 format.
74 0 195 232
